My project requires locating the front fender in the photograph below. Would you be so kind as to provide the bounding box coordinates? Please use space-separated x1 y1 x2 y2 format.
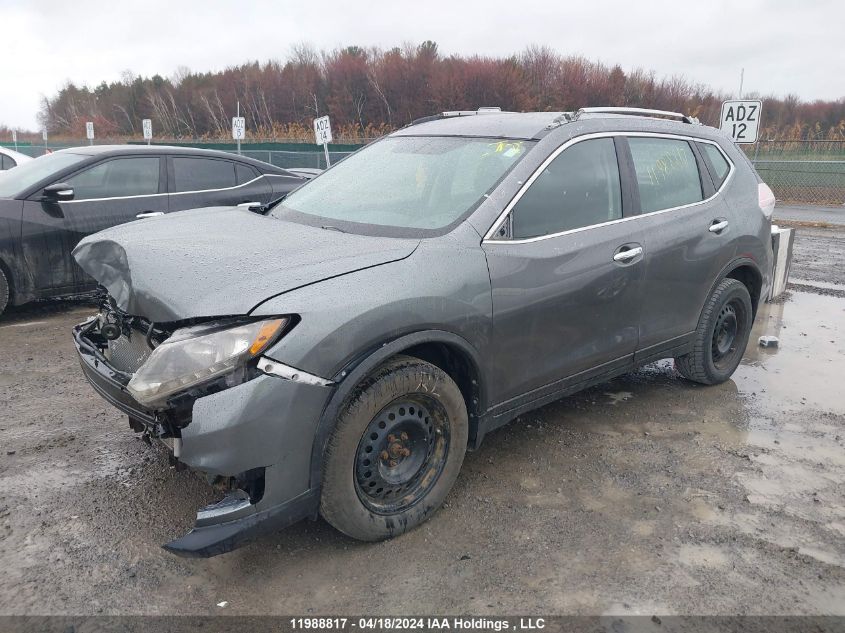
250 235 494 497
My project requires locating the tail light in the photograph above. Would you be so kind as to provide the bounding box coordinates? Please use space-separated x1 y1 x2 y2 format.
758 183 776 219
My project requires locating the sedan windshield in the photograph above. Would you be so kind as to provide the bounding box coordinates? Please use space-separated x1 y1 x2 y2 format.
272 136 533 234
0 152 88 198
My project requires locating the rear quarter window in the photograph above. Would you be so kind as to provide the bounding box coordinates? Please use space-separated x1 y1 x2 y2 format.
172 157 237 192
698 142 731 188
236 163 258 185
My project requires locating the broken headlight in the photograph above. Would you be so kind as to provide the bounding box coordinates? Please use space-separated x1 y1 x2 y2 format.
127 318 288 408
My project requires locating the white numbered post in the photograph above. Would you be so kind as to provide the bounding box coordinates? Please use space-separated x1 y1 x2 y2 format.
313 116 333 168
42 129 48 152
85 121 94 145
142 119 152 145
720 100 762 144
11 130 17 151
232 116 245 155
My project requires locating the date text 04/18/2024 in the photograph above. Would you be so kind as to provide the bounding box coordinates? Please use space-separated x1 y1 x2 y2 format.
289 618 546 630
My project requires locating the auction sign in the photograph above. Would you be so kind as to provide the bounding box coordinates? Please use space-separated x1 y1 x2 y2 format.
314 115 333 167
720 100 762 144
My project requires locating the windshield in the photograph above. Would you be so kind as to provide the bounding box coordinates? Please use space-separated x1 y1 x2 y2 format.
0 152 88 198
271 136 533 234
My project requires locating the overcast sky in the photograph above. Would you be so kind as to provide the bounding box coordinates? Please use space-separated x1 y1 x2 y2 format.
1 0 842 130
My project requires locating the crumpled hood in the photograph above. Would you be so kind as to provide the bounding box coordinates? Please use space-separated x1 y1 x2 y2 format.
73 206 418 322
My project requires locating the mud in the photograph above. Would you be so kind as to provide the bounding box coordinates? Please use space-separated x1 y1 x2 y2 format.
0 228 843 616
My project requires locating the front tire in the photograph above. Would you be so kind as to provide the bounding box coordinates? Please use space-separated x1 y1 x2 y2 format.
675 278 753 385
320 355 468 541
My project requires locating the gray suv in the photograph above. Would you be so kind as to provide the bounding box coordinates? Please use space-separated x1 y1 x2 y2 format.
72 107 774 556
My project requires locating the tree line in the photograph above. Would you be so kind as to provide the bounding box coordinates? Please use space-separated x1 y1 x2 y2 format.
32 42 845 142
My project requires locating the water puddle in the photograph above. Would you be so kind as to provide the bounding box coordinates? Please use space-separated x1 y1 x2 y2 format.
736 291 845 415
718 289 845 569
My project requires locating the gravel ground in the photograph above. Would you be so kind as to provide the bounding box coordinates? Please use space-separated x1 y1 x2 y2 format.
786 226 845 287
0 229 843 617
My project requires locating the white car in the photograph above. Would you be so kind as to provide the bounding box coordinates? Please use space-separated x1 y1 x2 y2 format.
0 146 33 171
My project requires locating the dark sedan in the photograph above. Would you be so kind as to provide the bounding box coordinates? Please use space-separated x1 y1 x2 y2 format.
0 145 307 315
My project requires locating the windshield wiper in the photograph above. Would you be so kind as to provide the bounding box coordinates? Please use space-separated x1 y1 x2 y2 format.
321 225 346 233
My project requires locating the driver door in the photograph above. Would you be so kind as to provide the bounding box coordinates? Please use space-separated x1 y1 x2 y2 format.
22 155 166 291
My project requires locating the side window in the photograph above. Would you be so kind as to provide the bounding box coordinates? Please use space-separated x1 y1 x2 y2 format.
628 138 703 213
511 138 622 239
2 155 17 170
172 157 237 192
699 142 731 188
236 163 258 185
65 157 160 200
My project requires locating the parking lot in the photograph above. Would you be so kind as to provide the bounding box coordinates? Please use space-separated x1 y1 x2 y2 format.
0 213 843 617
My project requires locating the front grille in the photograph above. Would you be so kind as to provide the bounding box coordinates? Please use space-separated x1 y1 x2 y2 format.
105 329 153 373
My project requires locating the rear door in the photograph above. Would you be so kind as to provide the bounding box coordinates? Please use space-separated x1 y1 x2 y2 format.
167 156 273 210
621 134 735 359
482 136 646 411
22 155 166 291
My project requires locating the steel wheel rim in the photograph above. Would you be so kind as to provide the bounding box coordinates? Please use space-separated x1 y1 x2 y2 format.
711 300 743 370
354 395 450 515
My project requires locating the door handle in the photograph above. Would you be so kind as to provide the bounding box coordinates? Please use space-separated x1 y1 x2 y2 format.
709 219 729 233
136 211 165 218
613 246 643 262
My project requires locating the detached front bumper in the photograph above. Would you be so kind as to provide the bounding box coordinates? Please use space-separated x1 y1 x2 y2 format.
73 318 335 557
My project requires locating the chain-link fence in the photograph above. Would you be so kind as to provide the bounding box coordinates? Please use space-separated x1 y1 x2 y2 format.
751 160 845 206
237 149 354 169
745 139 845 161
5 144 50 158
744 140 845 205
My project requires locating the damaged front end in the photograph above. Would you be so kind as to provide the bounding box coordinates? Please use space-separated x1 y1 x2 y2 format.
73 298 334 557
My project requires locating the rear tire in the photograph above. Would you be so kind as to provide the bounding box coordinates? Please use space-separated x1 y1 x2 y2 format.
0 267 9 317
320 355 468 541
675 278 753 385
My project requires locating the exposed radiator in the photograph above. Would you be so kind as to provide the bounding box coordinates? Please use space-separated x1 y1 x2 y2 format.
105 329 153 373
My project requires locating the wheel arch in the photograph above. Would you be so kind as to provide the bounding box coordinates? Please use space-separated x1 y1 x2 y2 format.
721 259 763 318
700 258 763 323
0 249 37 308
309 330 486 495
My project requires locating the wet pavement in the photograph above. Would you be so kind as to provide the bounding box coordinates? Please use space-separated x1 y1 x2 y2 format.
775 204 845 227
0 229 843 616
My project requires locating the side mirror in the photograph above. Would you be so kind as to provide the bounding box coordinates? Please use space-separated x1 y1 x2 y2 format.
42 183 74 202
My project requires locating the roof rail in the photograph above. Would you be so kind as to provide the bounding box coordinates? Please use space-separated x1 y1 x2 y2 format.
410 107 504 126
576 107 700 124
